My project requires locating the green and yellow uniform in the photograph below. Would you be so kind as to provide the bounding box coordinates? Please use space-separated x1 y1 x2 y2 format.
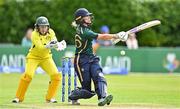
75 26 98 55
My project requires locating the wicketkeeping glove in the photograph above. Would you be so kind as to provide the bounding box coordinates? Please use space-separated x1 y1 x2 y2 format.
45 40 58 49
56 40 67 51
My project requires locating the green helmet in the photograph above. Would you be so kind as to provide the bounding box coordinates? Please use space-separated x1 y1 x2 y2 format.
35 16 50 27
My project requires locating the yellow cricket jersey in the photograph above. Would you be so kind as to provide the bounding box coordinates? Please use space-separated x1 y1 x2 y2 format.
27 28 57 59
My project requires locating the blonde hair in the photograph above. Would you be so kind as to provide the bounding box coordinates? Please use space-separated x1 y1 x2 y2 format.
71 21 78 29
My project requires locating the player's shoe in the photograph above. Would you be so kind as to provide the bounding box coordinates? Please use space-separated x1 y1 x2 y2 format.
98 95 113 106
72 100 80 105
46 98 57 103
12 98 20 103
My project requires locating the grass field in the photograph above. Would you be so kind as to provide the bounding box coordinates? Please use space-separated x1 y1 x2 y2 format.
0 73 180 109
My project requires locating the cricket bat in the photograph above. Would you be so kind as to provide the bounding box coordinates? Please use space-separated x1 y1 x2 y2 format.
112 20 161 44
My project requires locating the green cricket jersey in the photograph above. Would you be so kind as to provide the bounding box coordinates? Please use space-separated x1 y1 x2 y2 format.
75 26 98 55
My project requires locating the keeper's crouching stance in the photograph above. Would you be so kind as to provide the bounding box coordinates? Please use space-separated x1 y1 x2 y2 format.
68 8 129 106
12 16 67 103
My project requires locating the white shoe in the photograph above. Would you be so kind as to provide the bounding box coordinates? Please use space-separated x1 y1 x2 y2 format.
72 100 80 105
46 98 57 103
12 98 20 103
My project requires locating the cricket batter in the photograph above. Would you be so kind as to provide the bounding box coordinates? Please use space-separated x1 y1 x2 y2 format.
69 8 128 106
12 16 66 103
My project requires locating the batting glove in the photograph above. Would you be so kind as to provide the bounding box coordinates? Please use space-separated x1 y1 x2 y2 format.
116 31 128 41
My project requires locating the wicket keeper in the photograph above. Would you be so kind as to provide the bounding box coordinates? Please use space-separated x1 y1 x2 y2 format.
12 16 66 103
69 8 128 106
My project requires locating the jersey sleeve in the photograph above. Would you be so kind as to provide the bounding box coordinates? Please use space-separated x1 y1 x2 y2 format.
84 29 98 40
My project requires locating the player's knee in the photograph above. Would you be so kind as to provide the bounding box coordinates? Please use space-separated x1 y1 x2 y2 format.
50 74 61 81
69 88 96 100
21 73 32 82
23 71 34 78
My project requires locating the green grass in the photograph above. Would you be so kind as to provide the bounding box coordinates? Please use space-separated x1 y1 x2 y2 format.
0 73 180 109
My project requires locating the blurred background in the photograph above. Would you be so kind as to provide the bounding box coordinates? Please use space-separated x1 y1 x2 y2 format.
0 0 180 74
